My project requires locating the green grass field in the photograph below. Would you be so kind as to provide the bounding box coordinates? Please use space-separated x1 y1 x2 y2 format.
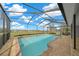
10 30 58 37
10 30 47 37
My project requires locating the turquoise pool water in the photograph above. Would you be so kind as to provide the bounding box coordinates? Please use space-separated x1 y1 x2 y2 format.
18 34 56 56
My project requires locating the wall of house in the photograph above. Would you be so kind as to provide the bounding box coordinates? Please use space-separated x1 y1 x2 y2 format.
75 10 79 49
71 5 79 49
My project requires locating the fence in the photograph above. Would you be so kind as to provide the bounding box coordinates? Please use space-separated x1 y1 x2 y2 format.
0 5 10 49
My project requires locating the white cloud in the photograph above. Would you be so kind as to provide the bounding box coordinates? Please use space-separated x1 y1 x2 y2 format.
9 13 22 16
35 10 61 21
20 16 32 23
11 21 21 26
45 25 49 27
37 3 61 21
39 23 44 26
30 20 33 23
43 3 58 11
35 17 41 21
11 21 26 30
45 10 62 17
2 3 9 8
56 27 60 30
35 14 48 21
7 4 27 16
54 23 61 27
43 21 49 24
11 25 26 30
39 21 49 26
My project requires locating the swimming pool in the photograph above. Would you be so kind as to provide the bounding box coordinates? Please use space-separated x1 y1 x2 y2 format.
18 34 56 56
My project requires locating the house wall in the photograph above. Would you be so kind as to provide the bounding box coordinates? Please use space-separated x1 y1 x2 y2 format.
71 6 79 49
75 10 79 49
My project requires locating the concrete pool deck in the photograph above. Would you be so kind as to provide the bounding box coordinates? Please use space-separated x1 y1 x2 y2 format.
43 35 79 56
0 35 79 56
43 35 71 56
0 37 21 56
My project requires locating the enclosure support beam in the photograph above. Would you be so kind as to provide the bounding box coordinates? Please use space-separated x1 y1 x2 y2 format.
73 14 76 49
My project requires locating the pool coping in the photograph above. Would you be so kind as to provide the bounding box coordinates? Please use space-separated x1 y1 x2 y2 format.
10 37 21 56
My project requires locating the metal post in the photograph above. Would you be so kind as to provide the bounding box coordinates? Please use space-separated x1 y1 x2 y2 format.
36 26 38 30
47 27 48 34
46 27 48 33
27 24 28 32
73 14 76 49
36 26 38 34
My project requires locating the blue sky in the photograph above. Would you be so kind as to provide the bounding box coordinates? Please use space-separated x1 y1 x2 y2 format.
2 3 65 30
